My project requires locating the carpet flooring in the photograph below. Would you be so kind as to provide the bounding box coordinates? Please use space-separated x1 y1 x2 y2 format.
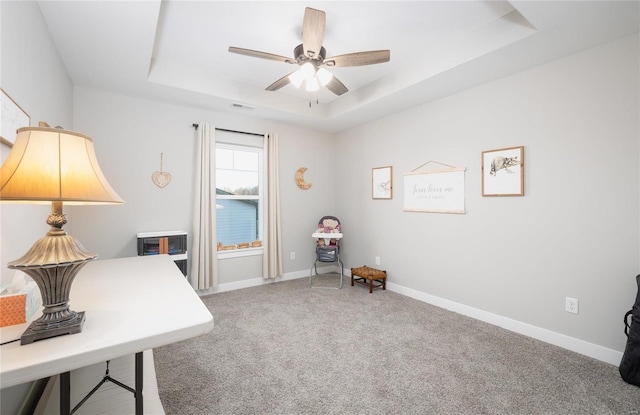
154 275 640 414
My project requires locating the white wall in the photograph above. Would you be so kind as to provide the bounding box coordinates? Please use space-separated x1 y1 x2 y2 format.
70 87 336 284
0 1 74 281
334 34 639 354
0 2 74 412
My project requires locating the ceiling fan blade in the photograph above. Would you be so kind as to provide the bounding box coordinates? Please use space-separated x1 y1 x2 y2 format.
302 7 326 59
325 75 348 96
229 47 295 64
324 50 390 67
266 72 295 91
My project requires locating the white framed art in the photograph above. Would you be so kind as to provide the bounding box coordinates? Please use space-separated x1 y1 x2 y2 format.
1 88 30 147
372 166 392 199
482 146 524 196
403 167 466 214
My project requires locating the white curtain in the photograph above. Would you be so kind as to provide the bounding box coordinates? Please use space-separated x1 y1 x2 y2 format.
263 132 283 279
191 122 218 289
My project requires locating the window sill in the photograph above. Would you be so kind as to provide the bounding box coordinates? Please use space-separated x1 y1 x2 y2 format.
217 247 263 260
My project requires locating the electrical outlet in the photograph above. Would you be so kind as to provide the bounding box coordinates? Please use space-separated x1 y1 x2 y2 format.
290 251 295 260
375 256 381 266
565 297 579 314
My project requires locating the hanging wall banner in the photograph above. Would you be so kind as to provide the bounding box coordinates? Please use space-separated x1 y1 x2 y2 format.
403 168 466 214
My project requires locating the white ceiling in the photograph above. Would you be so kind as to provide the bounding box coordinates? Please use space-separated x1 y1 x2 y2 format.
37 1 639 133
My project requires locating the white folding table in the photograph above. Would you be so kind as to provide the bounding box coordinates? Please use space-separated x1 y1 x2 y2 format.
0 255 214 414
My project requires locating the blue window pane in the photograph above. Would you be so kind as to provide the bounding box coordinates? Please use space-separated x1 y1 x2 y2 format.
216 198 259 245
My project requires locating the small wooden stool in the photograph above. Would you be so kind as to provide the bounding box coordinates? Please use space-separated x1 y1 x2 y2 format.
351 266 387 293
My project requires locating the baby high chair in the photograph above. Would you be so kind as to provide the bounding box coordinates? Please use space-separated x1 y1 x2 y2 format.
310 215 344 289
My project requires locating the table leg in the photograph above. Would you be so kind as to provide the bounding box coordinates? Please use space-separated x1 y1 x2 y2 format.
60 371 71 415
135 352 144 415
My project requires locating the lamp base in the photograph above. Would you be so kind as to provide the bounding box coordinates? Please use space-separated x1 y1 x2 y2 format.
21 311 85 345
8 202 97 345
9 242 95 345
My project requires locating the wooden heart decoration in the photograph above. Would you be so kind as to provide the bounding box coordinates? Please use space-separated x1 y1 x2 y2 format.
152 171 171 188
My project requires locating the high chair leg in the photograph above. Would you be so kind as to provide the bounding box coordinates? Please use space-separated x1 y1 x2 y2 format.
309 257 343 289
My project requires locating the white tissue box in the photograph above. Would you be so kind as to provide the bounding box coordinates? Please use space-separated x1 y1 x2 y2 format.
0 280 41 327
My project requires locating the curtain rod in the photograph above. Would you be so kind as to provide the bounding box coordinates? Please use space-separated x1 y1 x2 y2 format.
191 123 263 137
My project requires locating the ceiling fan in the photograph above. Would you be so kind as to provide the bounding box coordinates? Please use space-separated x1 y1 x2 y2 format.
228 7 390 96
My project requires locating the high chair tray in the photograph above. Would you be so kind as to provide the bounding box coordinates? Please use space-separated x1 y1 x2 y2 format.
312 232 343 245
312 232 343 239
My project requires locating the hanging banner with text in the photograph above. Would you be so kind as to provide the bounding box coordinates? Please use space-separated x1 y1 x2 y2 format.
403 168 466 214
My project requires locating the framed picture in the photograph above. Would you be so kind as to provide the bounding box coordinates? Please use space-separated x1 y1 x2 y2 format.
372 166 392 199
482 146 524 196
403 168 466 214
1 88 30 147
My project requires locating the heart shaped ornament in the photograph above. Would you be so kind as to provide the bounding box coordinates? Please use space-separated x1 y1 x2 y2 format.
152 171 171 188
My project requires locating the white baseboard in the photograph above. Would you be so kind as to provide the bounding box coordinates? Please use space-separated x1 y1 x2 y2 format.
386 281 623 366
200 268 623 366
197 265 338 295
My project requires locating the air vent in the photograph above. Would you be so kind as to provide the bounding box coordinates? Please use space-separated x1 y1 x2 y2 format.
231 103 255 110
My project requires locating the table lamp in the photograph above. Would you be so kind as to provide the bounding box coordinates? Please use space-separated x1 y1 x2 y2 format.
0 124 124 345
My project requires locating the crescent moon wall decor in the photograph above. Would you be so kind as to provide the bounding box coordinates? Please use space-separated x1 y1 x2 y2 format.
295 167 312 190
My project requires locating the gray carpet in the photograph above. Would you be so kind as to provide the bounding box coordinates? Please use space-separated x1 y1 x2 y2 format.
154 275 640 414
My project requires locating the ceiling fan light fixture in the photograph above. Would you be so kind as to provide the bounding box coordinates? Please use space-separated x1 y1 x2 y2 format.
300 62 316 80
289 70 304 88
316 68 333 86
305 77 320 92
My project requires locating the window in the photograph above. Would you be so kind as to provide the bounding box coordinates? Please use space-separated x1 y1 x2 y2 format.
216 141 263 256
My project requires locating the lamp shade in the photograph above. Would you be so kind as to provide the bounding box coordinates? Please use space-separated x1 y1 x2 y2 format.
0 126 123 204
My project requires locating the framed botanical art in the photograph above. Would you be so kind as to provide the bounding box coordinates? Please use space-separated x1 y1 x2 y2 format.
372 166 392 199
482 146 524 196
1 88 30 147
